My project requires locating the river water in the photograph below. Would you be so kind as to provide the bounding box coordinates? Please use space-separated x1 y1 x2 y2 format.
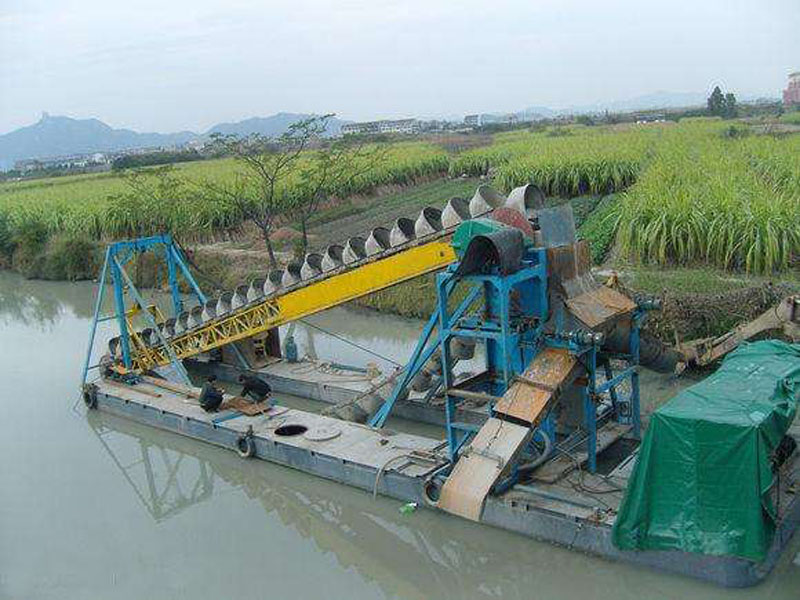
1 271 798 600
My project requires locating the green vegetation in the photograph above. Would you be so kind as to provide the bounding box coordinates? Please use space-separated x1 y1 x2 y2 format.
616 124 800 274
3 116 800 283
0 141 449 243
577 195 618 264
449 125 658 197
779 110 800 125
707 85 737 119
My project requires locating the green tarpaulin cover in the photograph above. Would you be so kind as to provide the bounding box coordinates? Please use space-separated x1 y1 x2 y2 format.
612 340 800 561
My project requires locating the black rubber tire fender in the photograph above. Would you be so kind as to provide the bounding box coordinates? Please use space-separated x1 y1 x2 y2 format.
236 435 256 458
422 477 441 507
82 384 98 409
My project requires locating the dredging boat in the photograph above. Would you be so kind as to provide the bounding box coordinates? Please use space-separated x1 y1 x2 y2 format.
80 184 800 587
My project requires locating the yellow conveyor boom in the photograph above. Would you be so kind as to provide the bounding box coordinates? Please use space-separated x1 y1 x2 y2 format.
130 239 456 371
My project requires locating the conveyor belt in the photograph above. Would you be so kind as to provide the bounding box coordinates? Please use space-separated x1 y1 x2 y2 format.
117 183 550 372
129 238 457 371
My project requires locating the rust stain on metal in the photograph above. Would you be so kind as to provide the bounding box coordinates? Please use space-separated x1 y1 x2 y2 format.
494 348 577 425
566 286 636 329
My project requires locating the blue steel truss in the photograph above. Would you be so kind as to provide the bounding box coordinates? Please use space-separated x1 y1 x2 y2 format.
81 234 206 386
370 245 643 473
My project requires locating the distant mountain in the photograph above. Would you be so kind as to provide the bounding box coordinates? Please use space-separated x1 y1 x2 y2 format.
519 106 558 118
0 112 349 170
562 91 707 115
0 113 197 170
471 92 708 124
206 112 347 137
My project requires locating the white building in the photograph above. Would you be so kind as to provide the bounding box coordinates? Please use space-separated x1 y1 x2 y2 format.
464 114 481 127
341 118 421 136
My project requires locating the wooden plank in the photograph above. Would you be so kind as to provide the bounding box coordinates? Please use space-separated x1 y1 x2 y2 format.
493 348 576 424
220 396 271 416
141 375 199 398
438 418 531 521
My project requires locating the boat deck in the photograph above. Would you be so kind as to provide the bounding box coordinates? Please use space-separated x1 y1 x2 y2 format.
90 374 800 588
98 377 446 488
188 357 490 426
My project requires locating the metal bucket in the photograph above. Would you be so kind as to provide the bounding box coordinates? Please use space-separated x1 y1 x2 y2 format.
321 244 344 272
469 184 506 217
231 285 249 309
389 218 416 247
365 227 391 256
441 197 471 229
451 336 476 360
201 299 217 322
247 278 265 302
188 305 204 329
411 351 444 392
414 207 443 237
140 327 156 346
282 263 303 287
343 237 367 264
162 317 177 338
175 310 191 334
215 292 233 316
300 253 323 280
411 369 433 393
264 270 284 295
505 184 546 218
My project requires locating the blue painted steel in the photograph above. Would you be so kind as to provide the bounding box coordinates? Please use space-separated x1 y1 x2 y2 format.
81 247 111 384
211 411 244 424
432 248 550 460
81 235 207 387
368 308 440 428
584 345 598 473
603 361 620 413
596 366 636 394
169 243 206 303
369 282 482 428
164 242 183 317
112 257 191 384
630 309 643 439
368 240 644 473
111 258 132 369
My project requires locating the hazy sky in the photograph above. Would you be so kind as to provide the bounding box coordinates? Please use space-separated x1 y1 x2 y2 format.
2 0 798 134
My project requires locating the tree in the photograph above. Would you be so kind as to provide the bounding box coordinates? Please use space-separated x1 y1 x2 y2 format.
204 116 329 267
723 92 738 119
707 86 737 119
287 136 386 252
109 166 189 238
707 86 725 116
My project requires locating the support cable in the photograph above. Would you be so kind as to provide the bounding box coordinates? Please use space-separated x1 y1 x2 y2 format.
297 318 402 367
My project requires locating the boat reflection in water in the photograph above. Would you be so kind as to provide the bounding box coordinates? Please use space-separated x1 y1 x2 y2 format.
85 411 767 600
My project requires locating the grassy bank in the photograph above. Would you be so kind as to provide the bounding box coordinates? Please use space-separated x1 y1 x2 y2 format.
4 118 800 278
0 141 450 241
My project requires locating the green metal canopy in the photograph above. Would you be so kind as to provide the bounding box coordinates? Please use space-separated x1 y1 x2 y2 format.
612 340 800 561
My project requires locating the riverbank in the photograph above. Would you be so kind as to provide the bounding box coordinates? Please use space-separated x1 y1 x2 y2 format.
4 239 795 348
2 177 798 347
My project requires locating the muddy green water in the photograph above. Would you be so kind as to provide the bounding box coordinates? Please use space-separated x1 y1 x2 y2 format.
1 271 798 600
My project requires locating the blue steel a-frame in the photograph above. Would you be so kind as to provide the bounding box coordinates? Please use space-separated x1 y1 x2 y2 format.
435 250 549 461
81 234 206 386
370 248 552 459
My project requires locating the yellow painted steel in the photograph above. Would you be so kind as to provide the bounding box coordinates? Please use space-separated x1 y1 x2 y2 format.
130 239 457 371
